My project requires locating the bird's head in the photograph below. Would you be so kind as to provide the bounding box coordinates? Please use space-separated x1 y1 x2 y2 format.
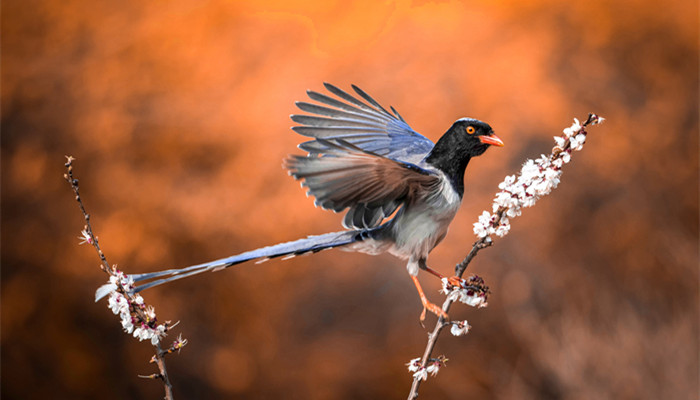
427 117 503 165
449 118 504 156
425 117 504 195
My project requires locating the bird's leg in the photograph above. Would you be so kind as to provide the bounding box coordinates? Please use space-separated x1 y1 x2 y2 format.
410 275 448 321
418 259 463 287
419 260 445 279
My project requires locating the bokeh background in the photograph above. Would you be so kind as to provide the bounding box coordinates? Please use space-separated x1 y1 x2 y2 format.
2 1 698 399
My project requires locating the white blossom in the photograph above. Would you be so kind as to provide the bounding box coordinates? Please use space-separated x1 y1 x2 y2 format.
408 356 447 381
131 324 166 344
472 211 494 238
450 320 471 336
561 151 571 164
132 294 144 305
562 118 581 138
520 159 540 181
425 362 441 376
464 294 488 308
108 292 127 315
493 191 513 210
121 314 134 333
535 154 550 168
553 136 566 149
569 134 582 151
498 175 516 190
151 333 161 345
406 358 421 372
495 218 510 237
144 305 157 321
109 271 134 292
133 326 146 340
152 325 167 345
78 229 92 245
441 277 489 308
135 324 164 344
413 368 428 381
140 327 151 341
446 289 488 308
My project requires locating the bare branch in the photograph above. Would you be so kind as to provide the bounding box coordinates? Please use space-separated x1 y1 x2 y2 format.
64 156 181 400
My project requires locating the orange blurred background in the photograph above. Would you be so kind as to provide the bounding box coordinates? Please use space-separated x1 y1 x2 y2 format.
2 1 698 399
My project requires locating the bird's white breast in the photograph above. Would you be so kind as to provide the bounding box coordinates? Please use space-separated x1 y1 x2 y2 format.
389 172 462 260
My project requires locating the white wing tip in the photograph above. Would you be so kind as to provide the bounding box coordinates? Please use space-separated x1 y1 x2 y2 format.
95 283 117 302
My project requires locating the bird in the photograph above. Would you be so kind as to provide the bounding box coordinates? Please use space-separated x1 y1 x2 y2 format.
97 83 503 319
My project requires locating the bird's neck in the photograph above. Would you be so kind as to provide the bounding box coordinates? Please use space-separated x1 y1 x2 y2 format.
425 138 471 197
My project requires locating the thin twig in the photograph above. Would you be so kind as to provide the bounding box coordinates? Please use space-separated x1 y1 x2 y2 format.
64 156 175 400
152 342 174 398
407 238 492 399
63 156 111 274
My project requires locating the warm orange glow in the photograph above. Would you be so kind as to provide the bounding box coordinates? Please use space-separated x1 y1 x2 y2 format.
2 1 697 399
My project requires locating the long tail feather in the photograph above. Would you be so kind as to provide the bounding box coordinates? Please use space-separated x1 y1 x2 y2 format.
95 230 369 301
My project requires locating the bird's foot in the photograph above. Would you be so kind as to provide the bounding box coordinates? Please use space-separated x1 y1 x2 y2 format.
445 276 466 288
411 275 448 323
419 300 448 323
443 275 489 293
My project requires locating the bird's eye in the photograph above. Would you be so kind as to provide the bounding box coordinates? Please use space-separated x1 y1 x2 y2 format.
466 126 476 134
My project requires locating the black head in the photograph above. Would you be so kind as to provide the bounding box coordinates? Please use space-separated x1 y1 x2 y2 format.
425 118 503 196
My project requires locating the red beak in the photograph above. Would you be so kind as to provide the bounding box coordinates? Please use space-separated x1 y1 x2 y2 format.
479 134 504 147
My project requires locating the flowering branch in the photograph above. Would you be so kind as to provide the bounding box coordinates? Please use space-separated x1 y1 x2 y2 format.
407 114 604 399
64 156 186 400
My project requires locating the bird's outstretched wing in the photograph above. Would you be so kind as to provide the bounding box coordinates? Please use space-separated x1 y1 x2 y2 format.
291 83 435 164
286 139 440 229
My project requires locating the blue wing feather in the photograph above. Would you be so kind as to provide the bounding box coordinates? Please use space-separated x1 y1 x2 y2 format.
291 83 434 164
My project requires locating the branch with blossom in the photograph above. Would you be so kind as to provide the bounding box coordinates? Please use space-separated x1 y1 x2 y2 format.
406 114 604 399
64 156 186 400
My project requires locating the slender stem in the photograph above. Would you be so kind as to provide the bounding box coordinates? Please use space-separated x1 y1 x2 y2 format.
455 234 495 277
154 343 174 397
64 156 175 400
407 238 492 400
63 157 112 274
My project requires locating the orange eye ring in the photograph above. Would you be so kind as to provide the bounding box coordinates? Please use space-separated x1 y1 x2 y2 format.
466 126 476 134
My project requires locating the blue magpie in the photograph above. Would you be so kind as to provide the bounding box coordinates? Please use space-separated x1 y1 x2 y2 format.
97 83 503 318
